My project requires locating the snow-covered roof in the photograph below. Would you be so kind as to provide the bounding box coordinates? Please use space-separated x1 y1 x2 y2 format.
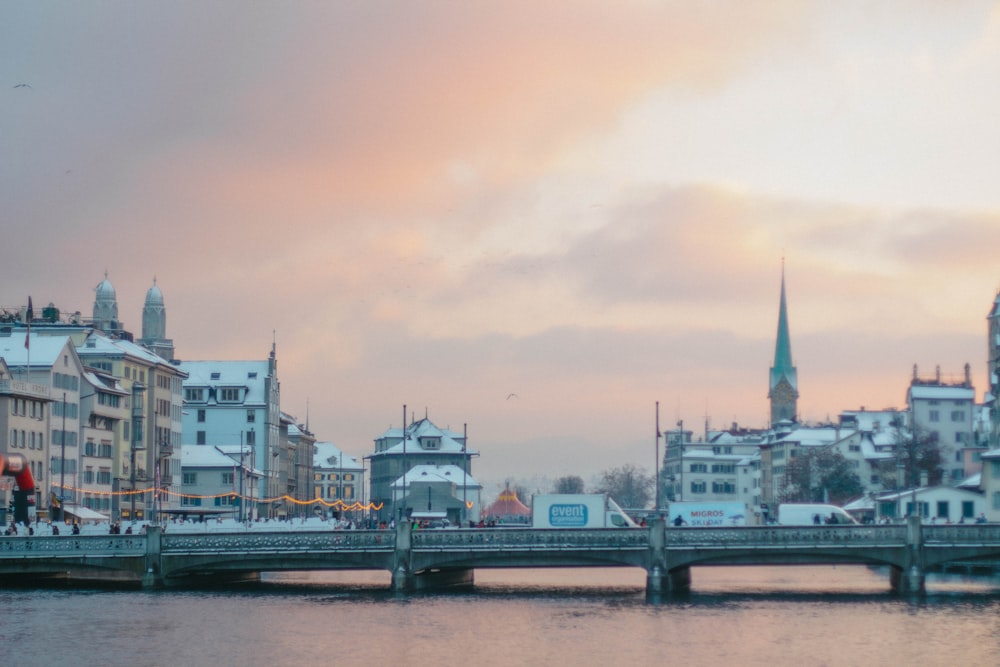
78 330 179 369
178 360 270 403
182 444 242 469
0 331 74 367
313 441 362 471
773 426 840 447
908 385 975 401
390 464 480 490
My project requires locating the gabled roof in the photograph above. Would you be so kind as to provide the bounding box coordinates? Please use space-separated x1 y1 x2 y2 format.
0 331 75 367
313 441 363 471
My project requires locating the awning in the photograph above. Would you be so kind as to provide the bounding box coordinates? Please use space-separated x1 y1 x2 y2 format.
63 506 109 522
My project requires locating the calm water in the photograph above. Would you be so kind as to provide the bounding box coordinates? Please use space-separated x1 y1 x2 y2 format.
2 566 999 666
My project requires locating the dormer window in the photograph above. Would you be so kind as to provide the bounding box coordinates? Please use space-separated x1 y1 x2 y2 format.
220 387 241 402
420 437 441 450
248 372 258 379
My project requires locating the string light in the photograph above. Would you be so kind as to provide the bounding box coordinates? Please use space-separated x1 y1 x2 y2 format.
51 483 383 512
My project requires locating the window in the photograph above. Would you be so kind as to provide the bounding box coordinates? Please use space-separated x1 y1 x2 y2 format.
222 472 234 485
929 410 940 422
993 492 1000 511
690 481 706 494
220 387 240 402
962 501 975 519
183 472 197 485
185 388 205 402
97 470 111 485
951 411 965 422
246 430 255 446
992 460 1000 479
247 410 256 423
711 464 735 474
181 496 202 507
196 431 206 445
936 501 949 518
711 481 736 494
689 463 707 473
197 409 206 423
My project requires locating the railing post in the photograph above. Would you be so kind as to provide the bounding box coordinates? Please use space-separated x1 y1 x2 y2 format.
391 520 413 592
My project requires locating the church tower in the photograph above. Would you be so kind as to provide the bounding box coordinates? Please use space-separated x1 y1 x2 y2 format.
140 278 175 362
768 266 798 425
92 271 120 333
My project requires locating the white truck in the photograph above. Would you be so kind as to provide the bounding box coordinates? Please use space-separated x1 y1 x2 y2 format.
531 494 638 528
667 501 747 527
776 503 857 526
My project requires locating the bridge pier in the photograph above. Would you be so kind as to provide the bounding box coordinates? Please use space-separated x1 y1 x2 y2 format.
645 517 691 595
142 526 164 589
890 516 925 595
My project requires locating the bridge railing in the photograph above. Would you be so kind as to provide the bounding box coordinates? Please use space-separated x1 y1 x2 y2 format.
0 534 147 557
412 528 649 550
664 524 908 547
921 524 1000 545
161 529 394 554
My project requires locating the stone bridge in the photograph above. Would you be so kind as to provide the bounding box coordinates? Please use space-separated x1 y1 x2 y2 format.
1 518 999 594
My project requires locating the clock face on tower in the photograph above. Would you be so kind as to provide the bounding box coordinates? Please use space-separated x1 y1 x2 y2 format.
773 382 794 403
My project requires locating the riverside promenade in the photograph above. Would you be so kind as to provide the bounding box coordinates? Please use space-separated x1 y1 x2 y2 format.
2 517 1000 594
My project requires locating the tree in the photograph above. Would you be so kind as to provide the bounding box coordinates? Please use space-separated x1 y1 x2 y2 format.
553 475 585 494
594 464 653 509
779 448 862 506
879 424 946 490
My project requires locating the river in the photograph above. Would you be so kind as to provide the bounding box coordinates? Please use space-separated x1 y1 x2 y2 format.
1 566 998 666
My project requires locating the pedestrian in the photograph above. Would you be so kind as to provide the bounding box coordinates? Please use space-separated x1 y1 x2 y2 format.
72 522 80 535
51 524 59 535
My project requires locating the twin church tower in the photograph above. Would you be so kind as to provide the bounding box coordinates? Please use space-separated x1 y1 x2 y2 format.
92 273 175 362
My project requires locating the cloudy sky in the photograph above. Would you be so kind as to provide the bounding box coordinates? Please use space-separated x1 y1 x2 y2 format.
4 2 1000 491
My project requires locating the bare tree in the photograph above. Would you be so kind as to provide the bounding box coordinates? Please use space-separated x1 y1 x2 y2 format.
594 464 653 509
553 475 585 494
778 447 862 505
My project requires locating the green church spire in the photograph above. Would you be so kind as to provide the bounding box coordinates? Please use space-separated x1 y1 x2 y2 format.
769 264 798 424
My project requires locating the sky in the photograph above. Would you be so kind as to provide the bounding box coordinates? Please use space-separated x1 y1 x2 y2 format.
4 2 1000 495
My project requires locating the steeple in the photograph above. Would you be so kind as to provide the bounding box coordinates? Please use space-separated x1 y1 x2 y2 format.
139 276 175 361
768 264 798 425
93 270 120 333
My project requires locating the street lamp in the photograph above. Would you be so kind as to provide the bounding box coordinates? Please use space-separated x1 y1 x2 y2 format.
129 383 146 522
655 402 661 512
677 419 684 503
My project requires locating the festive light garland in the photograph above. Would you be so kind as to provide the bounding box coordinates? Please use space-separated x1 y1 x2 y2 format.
51 483 384 512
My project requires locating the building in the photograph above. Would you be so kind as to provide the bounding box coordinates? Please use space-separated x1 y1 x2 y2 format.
907 364 976 484
0 357 52 522
389 464 482 525
366 415 477 523
75 330 187 522
277 414 315 516
179 346 281 518
981 449 1000 521
313 441 364 519
179 444 257 521
0 329 89 519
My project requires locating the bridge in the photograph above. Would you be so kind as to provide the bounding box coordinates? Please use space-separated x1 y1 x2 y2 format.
1 518 999 594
